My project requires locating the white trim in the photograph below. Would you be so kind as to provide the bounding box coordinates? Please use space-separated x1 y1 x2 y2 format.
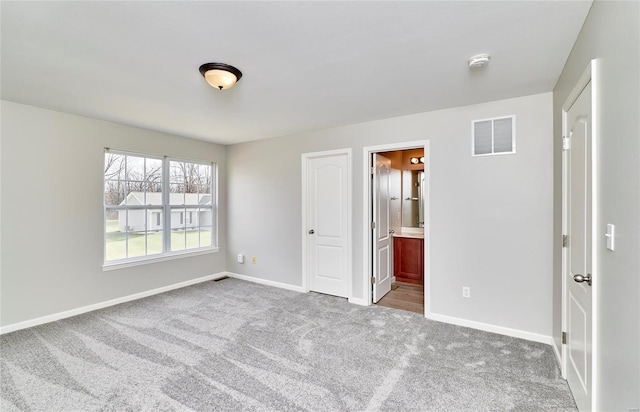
225 272 305 293
301 148 353 299
427 312 553 346
0 272 228 335
560 59 598 409
362 140 430 316
552 340 563 368
102 247 219 271
348 297 368 306
591 60 599 411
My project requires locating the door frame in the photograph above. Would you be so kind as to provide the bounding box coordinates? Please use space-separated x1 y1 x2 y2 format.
362 140 430 314
561 59 598 408
301 148 353 298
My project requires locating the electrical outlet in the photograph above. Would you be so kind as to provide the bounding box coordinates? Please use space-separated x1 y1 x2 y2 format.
462 287 470 298
252 256 257 264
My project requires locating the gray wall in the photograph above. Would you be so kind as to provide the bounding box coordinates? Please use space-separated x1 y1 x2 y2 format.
552 1 640 409
227 92 554 338
0 101 227 327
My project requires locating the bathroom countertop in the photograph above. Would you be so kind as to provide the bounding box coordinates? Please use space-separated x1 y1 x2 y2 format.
392 228 424 239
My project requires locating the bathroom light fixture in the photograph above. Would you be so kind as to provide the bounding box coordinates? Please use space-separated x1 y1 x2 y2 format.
468 54 490 68
410 157 425 164
199 63 243 90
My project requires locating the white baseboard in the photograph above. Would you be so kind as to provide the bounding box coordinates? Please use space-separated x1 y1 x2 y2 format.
0 272 228 335
348 297 369 306
427 312 554 346
225 272 305 293
552 339 563 366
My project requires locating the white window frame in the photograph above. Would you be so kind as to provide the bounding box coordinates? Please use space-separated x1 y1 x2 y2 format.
103 149 218 271
471 115 516 157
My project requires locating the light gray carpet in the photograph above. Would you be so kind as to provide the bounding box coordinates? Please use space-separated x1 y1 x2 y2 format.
1 278 576 411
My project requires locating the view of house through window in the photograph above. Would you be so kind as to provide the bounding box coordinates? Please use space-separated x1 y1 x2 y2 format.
104 150 215 264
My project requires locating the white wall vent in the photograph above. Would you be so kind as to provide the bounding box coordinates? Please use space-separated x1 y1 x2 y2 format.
472 115 516 156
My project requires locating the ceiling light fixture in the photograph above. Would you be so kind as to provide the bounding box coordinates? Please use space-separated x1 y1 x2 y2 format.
199 63 243 90
410 157 425 164
468 54 490 68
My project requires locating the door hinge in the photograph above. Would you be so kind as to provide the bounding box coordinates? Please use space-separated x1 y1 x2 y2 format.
371 221 376 230
371 166 376 175
562 235 568 248
562 136 571 151
562 331 567 345
371 276 376 285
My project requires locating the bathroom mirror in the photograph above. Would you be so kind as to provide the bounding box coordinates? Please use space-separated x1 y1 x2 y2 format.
401 170 424 228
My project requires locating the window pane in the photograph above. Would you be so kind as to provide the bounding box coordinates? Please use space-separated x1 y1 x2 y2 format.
145 158 163 193
171 207 186 251
199 227 212 247
170 161 185 184
186 227 200 249
170 184 185 206
186 207 198 229
147 231 163 255
105 215 126 261
171 230 186 252
127 229 146 258
104 153 125 181
126 155 145 182
105 181 125 207
197 164 211 194
199 209 213 228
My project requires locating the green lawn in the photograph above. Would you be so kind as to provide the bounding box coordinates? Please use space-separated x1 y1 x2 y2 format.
105 220 211 261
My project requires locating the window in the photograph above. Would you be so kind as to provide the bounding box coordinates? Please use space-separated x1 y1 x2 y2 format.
104 150 216 266
472 115 516 156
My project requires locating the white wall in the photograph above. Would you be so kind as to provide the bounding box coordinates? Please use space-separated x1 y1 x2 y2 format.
552 1 640 409
0 101 227 327
227 92 554 338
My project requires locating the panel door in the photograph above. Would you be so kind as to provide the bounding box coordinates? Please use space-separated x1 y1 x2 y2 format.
307 153 349 298
565 81 593 411
373 153 392 302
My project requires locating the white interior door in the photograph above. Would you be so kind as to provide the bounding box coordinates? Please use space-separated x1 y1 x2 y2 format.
565 81 593 411
372 153 392 302
306 152 350 298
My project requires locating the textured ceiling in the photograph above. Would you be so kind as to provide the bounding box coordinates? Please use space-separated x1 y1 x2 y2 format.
1 1 592 145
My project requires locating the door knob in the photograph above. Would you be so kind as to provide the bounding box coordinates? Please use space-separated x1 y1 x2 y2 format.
308 229 315 234
389 229 395 234
573 274 592 286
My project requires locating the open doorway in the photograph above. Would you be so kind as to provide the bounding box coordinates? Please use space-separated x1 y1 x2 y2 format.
362 141 429 316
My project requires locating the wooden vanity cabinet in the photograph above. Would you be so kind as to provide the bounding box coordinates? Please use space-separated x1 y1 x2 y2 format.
393 237 424 285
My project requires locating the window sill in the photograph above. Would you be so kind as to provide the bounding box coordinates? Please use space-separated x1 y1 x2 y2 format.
102 247 219 271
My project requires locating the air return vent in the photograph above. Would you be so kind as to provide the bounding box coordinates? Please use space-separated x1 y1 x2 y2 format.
472 115 515 156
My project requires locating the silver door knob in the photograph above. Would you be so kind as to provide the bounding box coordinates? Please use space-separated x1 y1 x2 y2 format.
389 229 395 234
308 229 315 234
573 274 592 286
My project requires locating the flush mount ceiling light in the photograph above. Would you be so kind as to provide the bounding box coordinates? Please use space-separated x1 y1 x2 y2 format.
410 157 425 164
199 63 243 90
468 54 490 68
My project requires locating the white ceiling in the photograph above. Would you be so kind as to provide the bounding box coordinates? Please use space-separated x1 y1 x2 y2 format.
1 1 592 145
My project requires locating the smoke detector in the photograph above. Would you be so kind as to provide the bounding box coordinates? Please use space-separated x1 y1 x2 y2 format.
468 54 490 68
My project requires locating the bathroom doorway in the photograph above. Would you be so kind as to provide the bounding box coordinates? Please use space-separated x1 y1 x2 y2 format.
362 141 429 316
